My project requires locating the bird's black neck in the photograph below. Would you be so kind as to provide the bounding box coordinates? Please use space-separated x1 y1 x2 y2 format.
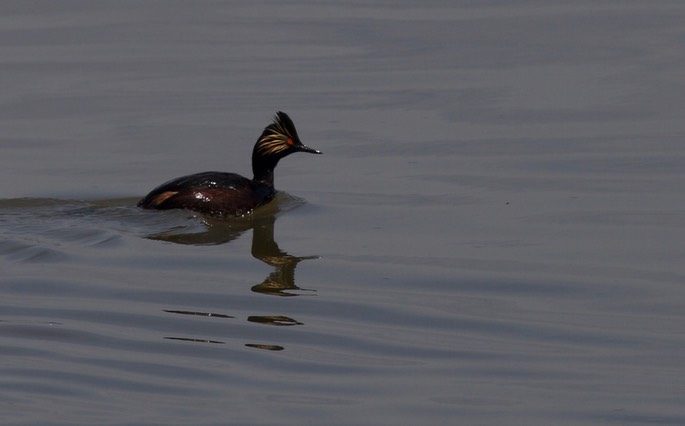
252 155 279 186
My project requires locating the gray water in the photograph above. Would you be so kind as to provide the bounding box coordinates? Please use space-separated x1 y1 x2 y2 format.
2 2 685 425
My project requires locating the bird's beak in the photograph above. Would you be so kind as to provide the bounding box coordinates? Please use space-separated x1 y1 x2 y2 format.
299 145 322 154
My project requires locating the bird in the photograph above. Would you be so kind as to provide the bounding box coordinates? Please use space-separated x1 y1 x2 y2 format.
137 111 321 217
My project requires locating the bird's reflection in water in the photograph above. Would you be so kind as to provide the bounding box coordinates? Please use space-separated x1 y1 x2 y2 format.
147 198 316 350
147 208 317 296
246 315 302 326
249 217 318 297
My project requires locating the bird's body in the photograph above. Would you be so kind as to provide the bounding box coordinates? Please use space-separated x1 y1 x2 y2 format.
137 112 320 217
137 171 274 217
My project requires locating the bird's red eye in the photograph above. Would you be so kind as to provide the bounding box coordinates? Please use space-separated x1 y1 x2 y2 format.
287 138 294 146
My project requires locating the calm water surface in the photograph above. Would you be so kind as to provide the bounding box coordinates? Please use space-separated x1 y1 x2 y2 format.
2 1 685 425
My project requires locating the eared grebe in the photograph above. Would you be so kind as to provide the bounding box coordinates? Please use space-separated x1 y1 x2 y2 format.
137 111 321 216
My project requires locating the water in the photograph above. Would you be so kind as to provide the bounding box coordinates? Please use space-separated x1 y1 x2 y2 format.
2 1 685 425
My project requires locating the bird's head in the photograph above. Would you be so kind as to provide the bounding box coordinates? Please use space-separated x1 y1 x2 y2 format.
252 111 321 182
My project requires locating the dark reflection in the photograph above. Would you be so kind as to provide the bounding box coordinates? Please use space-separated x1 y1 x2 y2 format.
148 205 317 297
163 309 234 319
250 217 318 297
164 337 225 344
152 200 317 349
146 214 256 245
245 344 285 351
247 315 302 326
